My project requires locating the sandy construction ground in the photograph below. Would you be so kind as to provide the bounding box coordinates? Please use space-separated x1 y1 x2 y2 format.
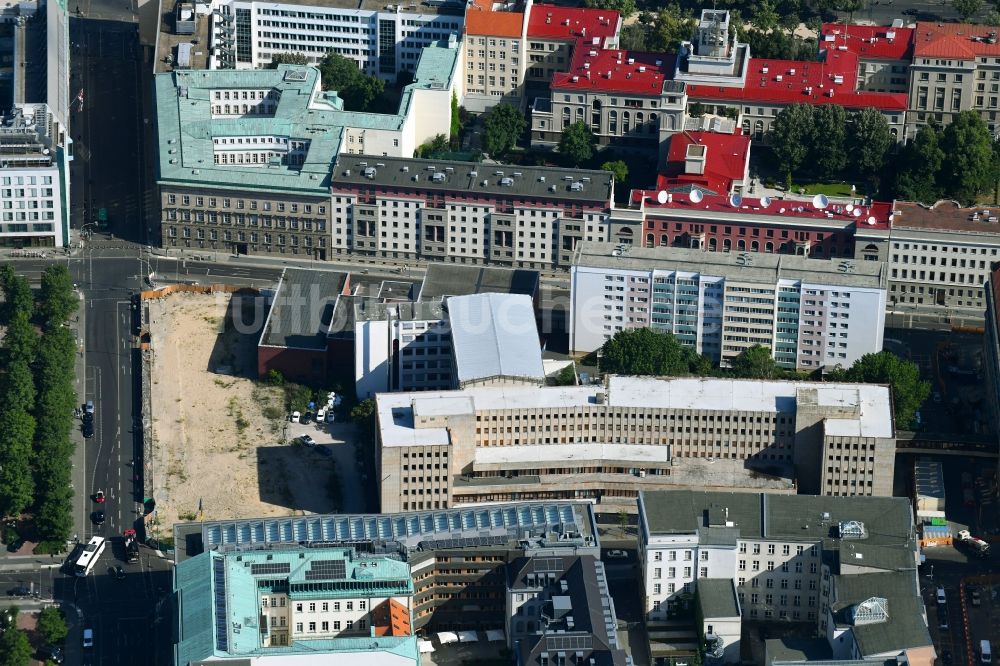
146 291 347 535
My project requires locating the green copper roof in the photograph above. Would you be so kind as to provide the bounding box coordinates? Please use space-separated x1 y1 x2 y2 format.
155 42 460 196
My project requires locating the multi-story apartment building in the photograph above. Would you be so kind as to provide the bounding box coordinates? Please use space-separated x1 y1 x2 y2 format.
329 154 617 268
354 292 544 397
176 500 603 634
206 0 464 79
570 241 887 369
637 491 935 665
375 374 894 513
820 22 913 94
155 51 460 257
173 545 417 663
887 200 1000 326
0 104 70 248
462 0 529 112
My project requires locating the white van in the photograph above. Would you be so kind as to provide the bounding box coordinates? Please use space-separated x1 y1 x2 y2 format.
982 640 992 664
936 587 947 604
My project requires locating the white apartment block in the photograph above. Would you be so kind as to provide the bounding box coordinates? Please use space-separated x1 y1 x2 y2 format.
638 491 933 664
207 0 464 79
570 242 887 370
375 375 895 513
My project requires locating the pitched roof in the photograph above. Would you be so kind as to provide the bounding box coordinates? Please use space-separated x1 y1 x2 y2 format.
687 53 907 111
551 49 677 95
914 21 1000 58
447 293 545 385
821 23 915 61
465 0 524 37
658 130 750 196
527 4 619 43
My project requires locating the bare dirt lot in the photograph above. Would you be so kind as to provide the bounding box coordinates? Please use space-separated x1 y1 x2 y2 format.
145 291 354 535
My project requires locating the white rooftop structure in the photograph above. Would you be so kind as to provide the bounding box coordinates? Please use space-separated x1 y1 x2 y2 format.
376 376 892 447
446 293 545 387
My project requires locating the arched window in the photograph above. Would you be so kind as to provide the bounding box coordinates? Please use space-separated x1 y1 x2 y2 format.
649 113 658 129
646 233 654 247
623 111 631 133
609 110 618 134
592 99 602 109
664 114 674 130
576 107 584 121
765 242 774 253
723 238 732 252
660 234 669 246
750 240 759 252
862 243 880 261
890 128 898 139
636 112 644 132
737 239 746 250
742 119 751 135
562 107 570 129
754 120 764 138
708 237 717 251
617 227 633 245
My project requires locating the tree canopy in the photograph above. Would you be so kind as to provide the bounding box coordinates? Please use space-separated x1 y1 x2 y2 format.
267 52 309 67
940 111 994 204
828 351 930 430
559 122 596 166
953 0 984 21
728 345 781 380
36 607 68 646
849 108 893 185
894 124 944 204
482 103 526 157
583 0 636 18
415 134 449 160
318 53 385 112
600 160 629 185
0 623 31 666
38 265 77 325
769 104 814 180
811 105 848 180
620 6 695 53
598 328 707 376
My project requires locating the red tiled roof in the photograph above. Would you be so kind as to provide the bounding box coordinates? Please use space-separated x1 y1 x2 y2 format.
820 23 914 60
527 4 619 43
466 0 524 37
687 53 908 111
630 189 894 229
914 22 1000 58
658 131 750 196
551 49 675 95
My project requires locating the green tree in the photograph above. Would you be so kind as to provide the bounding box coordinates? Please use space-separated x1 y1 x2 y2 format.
839 0 864 22
647 5 696 52
450 91 461 141
769 104 814 181
267 52 309 67
619 22 649 50
351 398 377 443
415 134 449 159
0 266 32 324
830 351 930 430
849 107 893 185
600 160 629 185
0 624 31 666
583 0 637 18
550 363 577 386
954 0 984 21
751 0 780 32
36 607 68 646
618 509 630 534
598 328 701 376
318 52 384 112
0 407 36 519
38 265 77 326
729 345 781 379
811 105 847 179
940 110 994 204
894 124 944 203
559 121 596 166
482 103 526 157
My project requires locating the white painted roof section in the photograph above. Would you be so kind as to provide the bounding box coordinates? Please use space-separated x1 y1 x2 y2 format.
476 443 671 465
375 377 892 446
446 293 544 383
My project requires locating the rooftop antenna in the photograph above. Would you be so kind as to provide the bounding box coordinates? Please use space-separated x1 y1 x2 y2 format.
812 194 829 210
689 188 704 204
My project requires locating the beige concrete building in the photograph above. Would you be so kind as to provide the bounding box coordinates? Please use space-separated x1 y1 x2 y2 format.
375 376 895 514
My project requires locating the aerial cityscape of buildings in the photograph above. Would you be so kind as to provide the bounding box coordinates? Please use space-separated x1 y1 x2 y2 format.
4 0 1000 664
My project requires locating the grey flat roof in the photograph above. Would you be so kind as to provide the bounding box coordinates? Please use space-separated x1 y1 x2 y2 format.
697 578 740 619
260 268 348 349
419 264 540 301
573 242 887 289
354 299 445 323
766 638 833 664
640 491 914 548
448 293 544 384
831 571 932 656
332 154 614 204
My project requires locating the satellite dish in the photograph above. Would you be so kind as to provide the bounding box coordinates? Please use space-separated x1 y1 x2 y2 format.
729 193 743 208
812 194 829 210
779 207 786 214
657 190 668 204
689 189 704 204
853 208 862 218
866 216 877 225
760 196 772 209
845 204 854 213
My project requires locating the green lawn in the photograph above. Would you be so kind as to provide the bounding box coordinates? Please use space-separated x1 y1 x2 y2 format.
794 182 857 197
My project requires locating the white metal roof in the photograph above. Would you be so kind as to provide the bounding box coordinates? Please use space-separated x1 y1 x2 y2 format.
446 293 544 384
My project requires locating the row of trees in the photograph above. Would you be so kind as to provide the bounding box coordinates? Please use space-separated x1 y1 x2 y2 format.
895 112 1000 205
768 104 893 187
0 606 67 665
598 329 929 428
0 264 78 550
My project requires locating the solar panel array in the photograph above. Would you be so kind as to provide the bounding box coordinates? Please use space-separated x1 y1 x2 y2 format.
250 562 291 576
212 557 229 652
419 535 509 551
304 559 346 581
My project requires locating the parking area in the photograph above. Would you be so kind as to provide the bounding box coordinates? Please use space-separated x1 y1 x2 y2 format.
285 417 366 514
963 577 1000 665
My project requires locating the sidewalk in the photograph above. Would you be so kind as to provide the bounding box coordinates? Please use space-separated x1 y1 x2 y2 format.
71 290 88 548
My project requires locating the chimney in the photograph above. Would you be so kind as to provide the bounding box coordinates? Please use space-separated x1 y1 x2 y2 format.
685 143 707 176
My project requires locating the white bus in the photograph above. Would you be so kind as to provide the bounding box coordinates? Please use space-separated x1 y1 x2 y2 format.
74 536 106 577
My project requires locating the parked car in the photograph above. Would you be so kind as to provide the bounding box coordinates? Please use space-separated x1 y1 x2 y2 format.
112 566 126 581
38 646 63 664
605 549 629 560
972 588 982 607
94 490 105 503
301 412 313 424
326 411 336 424
82 629 93 649
91 511 105 526
316 409 326 424
6 539 23 553
290 411 301 423
298 435 316 447
7 583 32 597
82 421 94 438
84 400 95 416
